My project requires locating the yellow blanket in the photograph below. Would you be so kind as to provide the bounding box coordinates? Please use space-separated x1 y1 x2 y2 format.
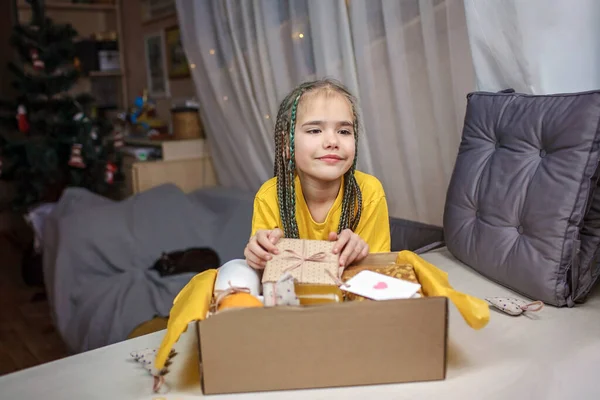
154 269 217 370
396 250 489 330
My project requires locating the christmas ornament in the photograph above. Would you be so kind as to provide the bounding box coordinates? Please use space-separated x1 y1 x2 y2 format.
16 105 30 133
113 131 124 148
30 48 44 71
68 144 86 168
73 111 91 125
105 162 117 184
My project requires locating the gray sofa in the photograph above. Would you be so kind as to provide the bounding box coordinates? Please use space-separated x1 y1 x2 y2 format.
43 183 442 354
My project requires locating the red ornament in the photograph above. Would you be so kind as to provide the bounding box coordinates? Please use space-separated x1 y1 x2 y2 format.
30 48 45 71
68 144 86 168
17 105 30 134
105 162 117 184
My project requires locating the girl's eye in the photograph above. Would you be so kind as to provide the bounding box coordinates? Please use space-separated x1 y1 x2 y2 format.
307 129 321 134
339 129 352 135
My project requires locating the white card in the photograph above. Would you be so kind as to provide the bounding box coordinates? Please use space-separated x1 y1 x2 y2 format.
341 270 421 301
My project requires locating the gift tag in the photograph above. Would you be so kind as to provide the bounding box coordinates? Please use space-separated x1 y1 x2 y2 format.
341 270 421 301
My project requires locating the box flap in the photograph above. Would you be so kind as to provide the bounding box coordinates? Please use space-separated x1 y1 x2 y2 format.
198 297 447 394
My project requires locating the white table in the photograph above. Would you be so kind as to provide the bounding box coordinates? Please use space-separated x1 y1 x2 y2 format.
2 248 600 399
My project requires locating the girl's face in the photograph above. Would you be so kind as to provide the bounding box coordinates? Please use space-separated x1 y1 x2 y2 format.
293 91 356 185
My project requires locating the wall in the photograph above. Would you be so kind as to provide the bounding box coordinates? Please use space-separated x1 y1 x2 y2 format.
120 0 196 124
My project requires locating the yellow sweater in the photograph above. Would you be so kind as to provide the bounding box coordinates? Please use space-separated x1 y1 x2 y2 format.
251 171 391 253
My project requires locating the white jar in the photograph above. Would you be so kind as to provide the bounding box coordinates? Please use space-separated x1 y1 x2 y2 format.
214 259 262 296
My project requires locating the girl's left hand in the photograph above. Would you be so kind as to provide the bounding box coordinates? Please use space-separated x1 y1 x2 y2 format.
328 229 369 267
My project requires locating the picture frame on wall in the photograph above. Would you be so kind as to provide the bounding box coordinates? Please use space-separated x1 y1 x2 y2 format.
165 25 190 79
144 31 170 98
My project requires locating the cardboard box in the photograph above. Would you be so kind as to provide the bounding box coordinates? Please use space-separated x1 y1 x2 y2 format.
197 275 448 394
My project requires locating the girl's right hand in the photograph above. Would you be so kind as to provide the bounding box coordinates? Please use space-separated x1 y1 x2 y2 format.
244 228 284 270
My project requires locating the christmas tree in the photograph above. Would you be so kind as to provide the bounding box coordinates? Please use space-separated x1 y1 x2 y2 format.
0 0 121 211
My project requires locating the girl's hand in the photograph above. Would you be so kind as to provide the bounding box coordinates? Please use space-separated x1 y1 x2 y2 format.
328 229 369 267
244 228 284 270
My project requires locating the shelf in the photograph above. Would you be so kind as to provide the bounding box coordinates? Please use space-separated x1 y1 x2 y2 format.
141 12 177 26
88 70 122 77
15 0 127 109
18 1 117 12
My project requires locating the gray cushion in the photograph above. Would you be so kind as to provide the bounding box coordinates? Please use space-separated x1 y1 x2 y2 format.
444 90 600 307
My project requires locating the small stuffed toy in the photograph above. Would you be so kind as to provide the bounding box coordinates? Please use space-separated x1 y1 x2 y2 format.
263 272 300 307
485 297 544 316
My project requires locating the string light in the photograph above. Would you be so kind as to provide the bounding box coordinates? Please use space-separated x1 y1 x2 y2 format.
223 96 229 101
190 63 196 69
209 49 216 55
265 114 270 119
299 33 304 38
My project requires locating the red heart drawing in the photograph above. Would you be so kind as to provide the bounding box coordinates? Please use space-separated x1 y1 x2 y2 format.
373 281 388 290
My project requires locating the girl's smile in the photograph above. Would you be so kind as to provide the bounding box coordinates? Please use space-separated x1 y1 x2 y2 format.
318 154 345 164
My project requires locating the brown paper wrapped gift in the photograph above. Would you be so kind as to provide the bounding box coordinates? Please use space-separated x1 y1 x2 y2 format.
261 238 341 285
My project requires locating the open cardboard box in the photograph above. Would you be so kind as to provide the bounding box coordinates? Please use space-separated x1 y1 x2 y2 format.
196 252 448 395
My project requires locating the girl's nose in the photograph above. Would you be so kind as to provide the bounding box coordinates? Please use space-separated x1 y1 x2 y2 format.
323 130 339 148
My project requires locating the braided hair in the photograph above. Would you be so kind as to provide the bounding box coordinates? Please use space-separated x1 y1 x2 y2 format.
273 79 363 238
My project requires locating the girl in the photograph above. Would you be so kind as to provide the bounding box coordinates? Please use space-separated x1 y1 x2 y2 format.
244 78 391 271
